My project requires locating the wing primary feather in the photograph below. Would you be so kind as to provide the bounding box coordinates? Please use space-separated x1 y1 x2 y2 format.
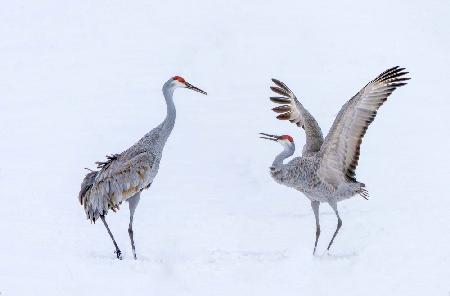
271 78 292 93
276 112 292 120
270 97 291 104
270 86 290 97
272 105 291 113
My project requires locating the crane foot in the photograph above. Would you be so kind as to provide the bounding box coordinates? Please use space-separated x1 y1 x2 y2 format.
114 249 123 260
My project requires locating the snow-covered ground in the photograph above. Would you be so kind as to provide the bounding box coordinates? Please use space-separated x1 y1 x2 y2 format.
1 0 449 295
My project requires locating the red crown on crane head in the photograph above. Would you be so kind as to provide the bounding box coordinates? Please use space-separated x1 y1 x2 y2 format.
172 76 186 83
280 135 294 142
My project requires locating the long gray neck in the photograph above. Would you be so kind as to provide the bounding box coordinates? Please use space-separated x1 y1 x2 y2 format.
161 83 177 138
272 144 295 168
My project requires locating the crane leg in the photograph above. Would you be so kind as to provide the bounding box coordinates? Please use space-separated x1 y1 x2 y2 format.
128 192 141 260
326 200 342 251
100 215 122 260
311 200 321 255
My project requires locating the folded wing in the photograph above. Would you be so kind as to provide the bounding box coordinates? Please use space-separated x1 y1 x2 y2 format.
79 152 155 221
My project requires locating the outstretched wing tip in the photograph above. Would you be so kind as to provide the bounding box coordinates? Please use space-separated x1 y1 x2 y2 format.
276 113 292 120
272 105 290 113
271 78 290 91
270 86 290 97
270 96 291 104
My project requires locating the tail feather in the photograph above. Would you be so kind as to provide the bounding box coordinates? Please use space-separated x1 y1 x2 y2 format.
358 184 369 200
78 170 97 205
78 169 109 223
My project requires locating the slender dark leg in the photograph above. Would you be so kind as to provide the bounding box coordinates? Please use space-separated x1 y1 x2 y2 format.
311 200 321 255
128 192 141 260
100 215 122 260
327 200 342 251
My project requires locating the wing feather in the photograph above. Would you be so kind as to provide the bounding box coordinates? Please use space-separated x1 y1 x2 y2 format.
269 79 324 155
93 152 155 203
317 66 410 189
79 151 155 220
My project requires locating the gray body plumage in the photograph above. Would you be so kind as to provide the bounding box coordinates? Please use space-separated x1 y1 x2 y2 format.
266 67 409 252
271 155 364 203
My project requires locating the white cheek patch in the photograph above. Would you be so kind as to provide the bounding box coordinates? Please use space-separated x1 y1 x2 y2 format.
175 80 185 87
279 139 290 146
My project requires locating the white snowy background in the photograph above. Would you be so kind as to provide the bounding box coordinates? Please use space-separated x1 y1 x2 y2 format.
0 0 449 295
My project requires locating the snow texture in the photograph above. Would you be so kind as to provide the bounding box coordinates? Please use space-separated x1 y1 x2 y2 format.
0 0 449 295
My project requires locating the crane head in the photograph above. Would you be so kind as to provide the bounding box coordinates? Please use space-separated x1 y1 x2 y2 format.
260 133 294 147
170 76 207 95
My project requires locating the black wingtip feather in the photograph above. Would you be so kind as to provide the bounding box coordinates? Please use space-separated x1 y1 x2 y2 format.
270 86 290 97
271 78 289 90
272 105 291 113
270 96 291 104
271 78 282 85
276 113 291 120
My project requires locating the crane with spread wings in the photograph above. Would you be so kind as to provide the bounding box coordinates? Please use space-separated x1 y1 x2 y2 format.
261 66 409 253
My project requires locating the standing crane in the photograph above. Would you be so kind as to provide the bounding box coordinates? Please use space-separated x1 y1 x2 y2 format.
261 66 409 254
79 76 207 260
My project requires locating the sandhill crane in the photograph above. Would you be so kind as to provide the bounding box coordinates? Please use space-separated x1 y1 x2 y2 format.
79 76 207 260
261 66 409 254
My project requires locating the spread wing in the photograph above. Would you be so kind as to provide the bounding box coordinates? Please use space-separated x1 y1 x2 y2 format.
317 66 410 189
88 152 155 205
270 79 324 155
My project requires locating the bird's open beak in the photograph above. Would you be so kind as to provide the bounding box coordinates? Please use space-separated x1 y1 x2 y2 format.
185 82 207 95
259 133 280 142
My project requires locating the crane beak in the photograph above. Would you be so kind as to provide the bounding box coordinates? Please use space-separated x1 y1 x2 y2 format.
259 133 280 142
185 82 207 95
